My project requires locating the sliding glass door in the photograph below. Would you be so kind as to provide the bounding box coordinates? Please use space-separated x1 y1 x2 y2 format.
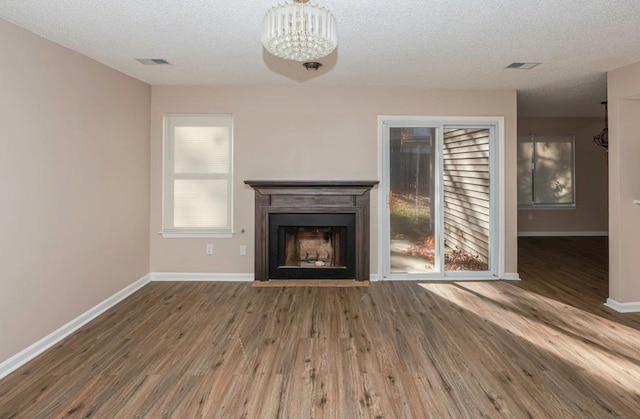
388 127 437 273
442 128 491 273
381 118 498 278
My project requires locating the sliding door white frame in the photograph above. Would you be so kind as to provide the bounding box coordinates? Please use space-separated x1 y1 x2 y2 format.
377 116 506 281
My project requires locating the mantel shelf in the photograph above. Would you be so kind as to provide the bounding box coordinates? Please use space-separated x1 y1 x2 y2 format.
244 180 379 188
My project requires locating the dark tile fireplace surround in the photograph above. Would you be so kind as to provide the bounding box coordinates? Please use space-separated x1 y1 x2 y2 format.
245 180 378 281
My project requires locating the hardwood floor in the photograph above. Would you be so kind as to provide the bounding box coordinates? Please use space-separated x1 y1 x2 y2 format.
2 237 640 418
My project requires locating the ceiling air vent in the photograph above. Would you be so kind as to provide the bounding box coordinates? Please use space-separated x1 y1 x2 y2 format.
505 62 541 69
135 58 171 65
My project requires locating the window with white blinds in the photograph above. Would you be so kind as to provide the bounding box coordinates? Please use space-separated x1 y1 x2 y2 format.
517 135 575 208
162 114 233 237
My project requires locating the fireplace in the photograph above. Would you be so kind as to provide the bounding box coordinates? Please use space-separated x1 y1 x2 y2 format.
269 213 355 279
245 180 378 281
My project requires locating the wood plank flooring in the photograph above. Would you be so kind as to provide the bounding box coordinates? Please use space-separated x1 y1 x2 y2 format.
2 237 640 417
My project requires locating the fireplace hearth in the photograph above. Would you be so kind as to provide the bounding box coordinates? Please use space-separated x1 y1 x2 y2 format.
245 180 378 281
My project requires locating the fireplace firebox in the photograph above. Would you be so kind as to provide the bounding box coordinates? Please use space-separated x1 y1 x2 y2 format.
269 213 355 279
245 180 378 281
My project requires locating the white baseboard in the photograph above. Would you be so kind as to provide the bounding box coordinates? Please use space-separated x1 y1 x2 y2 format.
518 231 608 237
605 298 640 313
0 274 151 380
150 272 254 282
502 272 521 281
150 273 514 282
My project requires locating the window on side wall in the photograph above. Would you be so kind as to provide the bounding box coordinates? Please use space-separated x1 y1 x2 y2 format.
162 114 233 237
517 135 575 209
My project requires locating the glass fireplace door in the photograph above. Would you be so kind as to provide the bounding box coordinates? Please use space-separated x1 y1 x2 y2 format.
269 213 356 279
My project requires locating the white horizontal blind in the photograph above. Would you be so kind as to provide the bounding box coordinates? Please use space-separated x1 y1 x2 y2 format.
163 114 233 235
517 135 574 207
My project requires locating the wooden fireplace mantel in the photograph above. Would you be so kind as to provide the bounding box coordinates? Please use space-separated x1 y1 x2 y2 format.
244 180 379 281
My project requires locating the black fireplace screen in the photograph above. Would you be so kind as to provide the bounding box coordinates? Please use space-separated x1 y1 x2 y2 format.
269 213 355 279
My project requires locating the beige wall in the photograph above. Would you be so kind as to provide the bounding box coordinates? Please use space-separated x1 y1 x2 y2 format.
608 62 640 303
517 118 608 234
0 19 151 362
150 86 518 276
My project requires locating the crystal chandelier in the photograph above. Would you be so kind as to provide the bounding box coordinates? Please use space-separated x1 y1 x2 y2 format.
593 101 608 150
262 0 337 62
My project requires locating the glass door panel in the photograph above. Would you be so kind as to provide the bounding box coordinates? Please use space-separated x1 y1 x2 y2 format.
389 127 437 273
442 128 491 272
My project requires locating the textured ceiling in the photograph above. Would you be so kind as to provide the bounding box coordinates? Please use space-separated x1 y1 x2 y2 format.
2 0 640 117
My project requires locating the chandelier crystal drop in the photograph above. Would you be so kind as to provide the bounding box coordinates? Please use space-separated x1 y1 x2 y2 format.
263 0 337 62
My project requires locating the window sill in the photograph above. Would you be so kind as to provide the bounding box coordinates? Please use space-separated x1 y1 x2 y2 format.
160 231 234 239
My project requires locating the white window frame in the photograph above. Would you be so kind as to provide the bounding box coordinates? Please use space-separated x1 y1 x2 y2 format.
517 135 576 210
162 114 234 238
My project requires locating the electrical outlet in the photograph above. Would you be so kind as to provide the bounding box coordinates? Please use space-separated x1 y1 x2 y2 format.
206 244 213 255
527 213 533 221
239 245 247 256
